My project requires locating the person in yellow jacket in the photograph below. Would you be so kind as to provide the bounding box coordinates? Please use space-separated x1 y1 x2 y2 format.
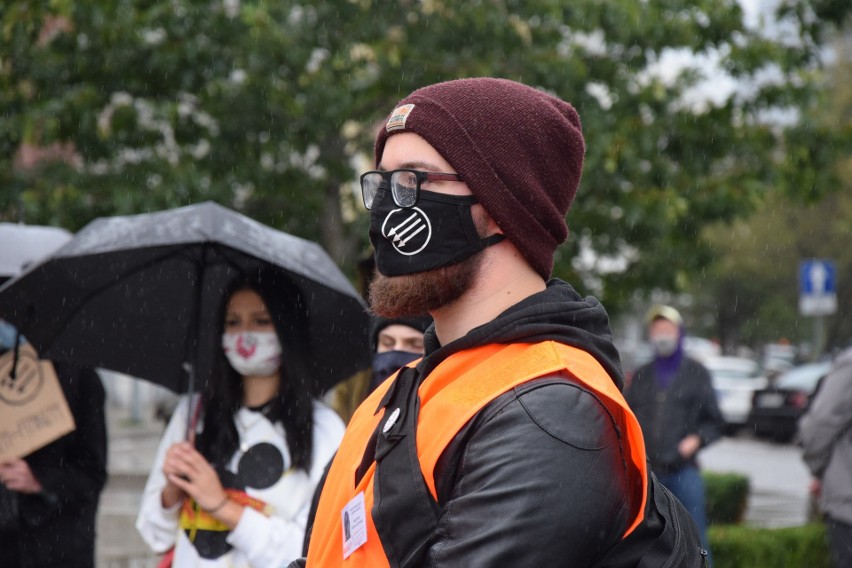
296 78 701 567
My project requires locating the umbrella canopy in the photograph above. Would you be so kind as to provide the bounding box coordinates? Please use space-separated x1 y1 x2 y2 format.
0 223 72 279
0 202 370 394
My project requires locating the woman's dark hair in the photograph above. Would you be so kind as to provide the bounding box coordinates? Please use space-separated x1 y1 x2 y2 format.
195 270 315 472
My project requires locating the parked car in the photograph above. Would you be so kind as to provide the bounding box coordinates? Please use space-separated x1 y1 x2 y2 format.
762 342 798 369
704 356 767 432
683 336 721 363
748 360 832 443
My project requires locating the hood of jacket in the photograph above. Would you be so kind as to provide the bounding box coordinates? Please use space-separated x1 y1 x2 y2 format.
418 279 624 390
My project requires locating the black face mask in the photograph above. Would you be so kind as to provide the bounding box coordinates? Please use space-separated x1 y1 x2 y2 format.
369 188 504 277
370 350 421 393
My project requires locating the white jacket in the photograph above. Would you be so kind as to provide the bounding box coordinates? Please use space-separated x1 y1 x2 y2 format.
136 396 344 567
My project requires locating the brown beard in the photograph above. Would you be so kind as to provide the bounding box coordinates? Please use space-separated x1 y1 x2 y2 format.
368 251 484 318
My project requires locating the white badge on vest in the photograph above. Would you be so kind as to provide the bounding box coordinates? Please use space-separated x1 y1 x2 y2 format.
342 491 368 559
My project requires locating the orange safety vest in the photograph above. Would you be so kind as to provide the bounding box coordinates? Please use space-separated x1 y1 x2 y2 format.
306 341 648 567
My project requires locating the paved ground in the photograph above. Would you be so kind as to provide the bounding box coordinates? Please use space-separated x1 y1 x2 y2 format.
98 409 163 568
700 432 814 528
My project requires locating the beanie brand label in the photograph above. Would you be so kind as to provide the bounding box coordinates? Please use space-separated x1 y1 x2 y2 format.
386 104 415 133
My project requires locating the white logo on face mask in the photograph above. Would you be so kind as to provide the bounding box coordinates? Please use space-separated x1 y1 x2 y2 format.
221 331 282 376
381 207 432 256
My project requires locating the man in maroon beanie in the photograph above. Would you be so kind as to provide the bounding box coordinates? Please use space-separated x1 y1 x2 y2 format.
299 78 704 567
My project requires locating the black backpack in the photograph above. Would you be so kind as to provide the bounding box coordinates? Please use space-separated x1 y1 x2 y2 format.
370 368 709 568
594 470 708 567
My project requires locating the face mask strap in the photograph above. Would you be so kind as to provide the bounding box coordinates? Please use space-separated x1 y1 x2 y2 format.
479 233 505 250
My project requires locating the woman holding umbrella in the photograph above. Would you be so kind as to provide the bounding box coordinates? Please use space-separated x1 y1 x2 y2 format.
136 272 345 567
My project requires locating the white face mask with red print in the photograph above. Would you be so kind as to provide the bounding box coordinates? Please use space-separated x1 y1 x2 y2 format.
221 331 283 377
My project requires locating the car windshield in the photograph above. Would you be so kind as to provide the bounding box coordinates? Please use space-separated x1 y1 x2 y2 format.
775 361 832 391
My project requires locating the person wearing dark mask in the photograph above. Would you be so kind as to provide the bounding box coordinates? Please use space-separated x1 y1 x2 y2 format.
328 315 431 424
369 315 431 393
625 305 724 565
294 79 705 568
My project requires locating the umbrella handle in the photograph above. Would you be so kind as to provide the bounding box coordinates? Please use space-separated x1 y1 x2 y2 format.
185 372 203 443
182 361 194 440
10 328 22 379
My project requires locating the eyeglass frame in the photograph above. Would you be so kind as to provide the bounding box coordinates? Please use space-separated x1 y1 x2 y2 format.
359 169 464 210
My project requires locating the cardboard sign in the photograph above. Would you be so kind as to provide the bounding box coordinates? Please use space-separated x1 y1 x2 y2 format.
0 343 76 462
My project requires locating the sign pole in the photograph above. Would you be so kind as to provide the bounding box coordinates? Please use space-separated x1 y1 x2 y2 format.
813 315 826 362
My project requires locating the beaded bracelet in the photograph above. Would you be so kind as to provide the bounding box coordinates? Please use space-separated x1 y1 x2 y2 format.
204 495 230 514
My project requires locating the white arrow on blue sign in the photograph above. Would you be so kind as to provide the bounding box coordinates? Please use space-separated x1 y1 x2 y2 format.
799 259 837 316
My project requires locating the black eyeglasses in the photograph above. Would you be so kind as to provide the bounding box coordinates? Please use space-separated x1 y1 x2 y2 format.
360 169 464 209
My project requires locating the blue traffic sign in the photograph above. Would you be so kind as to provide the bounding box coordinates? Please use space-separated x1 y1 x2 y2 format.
799 259 837 316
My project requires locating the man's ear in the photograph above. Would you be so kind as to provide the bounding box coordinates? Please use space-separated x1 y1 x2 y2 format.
473 204 503 237
487 214 503 235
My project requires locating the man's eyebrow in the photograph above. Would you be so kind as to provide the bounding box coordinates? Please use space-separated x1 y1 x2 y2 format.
377 160 446 172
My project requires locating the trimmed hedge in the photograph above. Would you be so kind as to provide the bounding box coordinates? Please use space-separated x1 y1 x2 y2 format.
700 472 830 565
709 523 830 568
704 471 750 525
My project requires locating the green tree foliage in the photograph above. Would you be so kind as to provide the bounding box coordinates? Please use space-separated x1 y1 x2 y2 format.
698 190 851 349
689 37 852 352
0 0 848 304
696 171 852 352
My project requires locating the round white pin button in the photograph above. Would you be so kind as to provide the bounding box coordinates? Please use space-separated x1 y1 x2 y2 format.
383 407 401 433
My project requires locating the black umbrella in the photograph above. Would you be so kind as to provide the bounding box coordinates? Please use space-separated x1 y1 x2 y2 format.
0 201 370 398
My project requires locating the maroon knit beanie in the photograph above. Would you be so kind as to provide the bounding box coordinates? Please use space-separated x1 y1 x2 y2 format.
374 77 585 280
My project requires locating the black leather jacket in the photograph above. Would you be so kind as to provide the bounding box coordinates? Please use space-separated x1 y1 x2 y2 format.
415 280 634 566
424 373 632 566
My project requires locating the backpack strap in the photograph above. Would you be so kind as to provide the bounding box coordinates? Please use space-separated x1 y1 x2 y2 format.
372 366 441 568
